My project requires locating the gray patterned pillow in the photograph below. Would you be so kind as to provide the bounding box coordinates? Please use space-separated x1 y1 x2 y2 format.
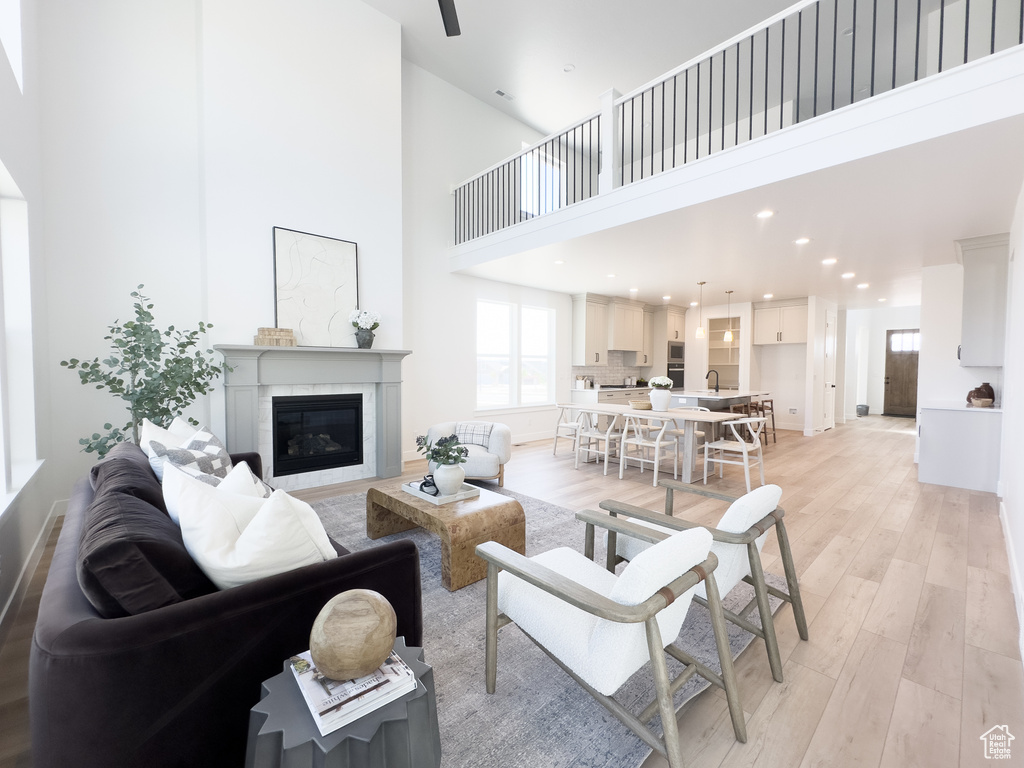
150 428 233 486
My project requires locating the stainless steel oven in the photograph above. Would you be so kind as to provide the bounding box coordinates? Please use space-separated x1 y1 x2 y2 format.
668 341 685 363
667 365 685 388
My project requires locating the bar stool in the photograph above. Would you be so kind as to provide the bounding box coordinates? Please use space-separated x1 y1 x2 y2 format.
755 398 776 444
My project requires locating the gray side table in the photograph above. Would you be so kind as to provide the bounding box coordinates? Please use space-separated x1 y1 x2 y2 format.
245 637 441 768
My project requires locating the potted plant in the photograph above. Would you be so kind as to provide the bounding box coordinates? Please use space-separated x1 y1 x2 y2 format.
648 375 674 411
60 285 226 456
349 309 381 349
415 433 469 496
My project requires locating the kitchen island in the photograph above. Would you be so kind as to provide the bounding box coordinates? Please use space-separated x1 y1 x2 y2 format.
670 390 768 411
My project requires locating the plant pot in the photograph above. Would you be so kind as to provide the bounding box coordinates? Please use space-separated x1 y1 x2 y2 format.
355 329 375 349
433 464 466 497
650 387 672 411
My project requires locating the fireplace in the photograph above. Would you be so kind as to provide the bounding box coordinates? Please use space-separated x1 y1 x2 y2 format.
272 394 363 477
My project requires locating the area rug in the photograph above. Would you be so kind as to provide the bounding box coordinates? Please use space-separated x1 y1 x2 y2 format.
313 486 781 768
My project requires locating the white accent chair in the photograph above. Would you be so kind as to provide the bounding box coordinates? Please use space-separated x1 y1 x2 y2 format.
426 421 512 486
476 520 746 768
704 416 767 492
599 482 808 683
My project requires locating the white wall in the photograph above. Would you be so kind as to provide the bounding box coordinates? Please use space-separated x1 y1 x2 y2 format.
401 62 571 459
844 304 922 418
1000 178 1024 654
751 343 806 431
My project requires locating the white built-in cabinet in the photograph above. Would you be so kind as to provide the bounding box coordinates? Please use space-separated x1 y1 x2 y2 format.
640 311 654 366
667 310 686 342
753 305 808 345
957 235 1008 367
608 301 644 352
571 295 609 366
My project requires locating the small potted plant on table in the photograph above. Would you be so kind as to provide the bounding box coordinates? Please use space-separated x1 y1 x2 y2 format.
415 433 469 496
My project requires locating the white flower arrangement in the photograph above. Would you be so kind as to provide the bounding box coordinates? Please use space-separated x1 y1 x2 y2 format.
649 376 674 389
349 309 381 330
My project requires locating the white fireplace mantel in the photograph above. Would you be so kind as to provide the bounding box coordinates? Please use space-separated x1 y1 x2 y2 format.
214 345 412 480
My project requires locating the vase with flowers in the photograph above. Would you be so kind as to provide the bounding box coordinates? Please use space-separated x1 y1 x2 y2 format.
416 433 469 496
648 375 674 411
349 309 381 349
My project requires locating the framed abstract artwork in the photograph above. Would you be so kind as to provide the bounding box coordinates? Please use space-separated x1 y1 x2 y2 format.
273 227 359 347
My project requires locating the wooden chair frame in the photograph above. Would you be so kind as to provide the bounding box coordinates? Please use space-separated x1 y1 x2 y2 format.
598 480 808 683
476 513 747 768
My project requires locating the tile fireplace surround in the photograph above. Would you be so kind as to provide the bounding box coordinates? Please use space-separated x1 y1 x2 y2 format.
214 345 411 491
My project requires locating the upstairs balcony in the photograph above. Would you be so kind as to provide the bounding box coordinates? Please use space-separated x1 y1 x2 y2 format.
451 0 1024 257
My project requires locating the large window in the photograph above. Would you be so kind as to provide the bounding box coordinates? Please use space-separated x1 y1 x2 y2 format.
520 148 562 218
476 300 554 409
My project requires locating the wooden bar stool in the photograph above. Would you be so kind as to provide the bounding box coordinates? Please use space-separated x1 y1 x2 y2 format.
757 398 776 444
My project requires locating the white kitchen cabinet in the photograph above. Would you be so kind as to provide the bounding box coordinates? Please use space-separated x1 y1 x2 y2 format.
754 305 808 345
640 311 654 366
608 301 644 352
957 235 1008 367
667 310 686 342
918 405 1001 492
571 295 609 366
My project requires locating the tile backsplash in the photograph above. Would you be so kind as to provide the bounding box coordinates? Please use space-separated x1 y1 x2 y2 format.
572 350 649 387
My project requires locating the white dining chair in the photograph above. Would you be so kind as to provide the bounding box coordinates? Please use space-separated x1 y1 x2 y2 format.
552 405 580 456
575 410 622 476
619 414 676 486
703 417 767 492
663 406 709 477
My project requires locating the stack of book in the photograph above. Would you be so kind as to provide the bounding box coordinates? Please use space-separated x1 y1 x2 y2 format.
288 648 417 736
254 327 296 346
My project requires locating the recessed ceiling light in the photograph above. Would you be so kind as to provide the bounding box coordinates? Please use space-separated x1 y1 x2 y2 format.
763 293 774 299
553 260 564 265
857 283 869 289
690 301 698 307
841 272 855 279
822 258 837 265
629 287 639 292
563 64 575 73
878 298 887 302
662 295 671 300
755 210 774 219
794 237 811 245
606 273 616 278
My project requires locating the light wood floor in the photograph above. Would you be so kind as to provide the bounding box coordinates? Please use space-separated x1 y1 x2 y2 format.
2 415 1021 767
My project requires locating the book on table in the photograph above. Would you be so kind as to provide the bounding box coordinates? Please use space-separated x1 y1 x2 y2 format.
288 647 418 736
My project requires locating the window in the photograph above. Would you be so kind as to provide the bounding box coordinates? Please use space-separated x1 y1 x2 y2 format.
520 148 562 218
476 300 554 409
890 331 921 352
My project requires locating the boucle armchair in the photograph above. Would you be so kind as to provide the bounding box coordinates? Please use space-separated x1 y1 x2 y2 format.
426 420 511 486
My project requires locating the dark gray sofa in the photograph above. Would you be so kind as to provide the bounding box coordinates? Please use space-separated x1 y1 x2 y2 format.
29 442 422 768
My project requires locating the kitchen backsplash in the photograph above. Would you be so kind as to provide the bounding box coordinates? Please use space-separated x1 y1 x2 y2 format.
572 350 648 387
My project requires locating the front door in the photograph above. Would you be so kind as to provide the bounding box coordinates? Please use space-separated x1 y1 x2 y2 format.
884 329 920 416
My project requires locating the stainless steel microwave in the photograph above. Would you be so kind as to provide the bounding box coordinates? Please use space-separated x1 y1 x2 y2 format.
668 342 685 362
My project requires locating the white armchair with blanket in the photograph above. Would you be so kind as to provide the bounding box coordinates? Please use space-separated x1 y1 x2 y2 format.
425 421 512 486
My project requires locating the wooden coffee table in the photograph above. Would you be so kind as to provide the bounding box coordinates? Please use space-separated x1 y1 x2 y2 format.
366 481 526 591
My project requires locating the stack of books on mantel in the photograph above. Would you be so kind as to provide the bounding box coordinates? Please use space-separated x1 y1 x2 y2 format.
254 327 296 346
288 648 417 736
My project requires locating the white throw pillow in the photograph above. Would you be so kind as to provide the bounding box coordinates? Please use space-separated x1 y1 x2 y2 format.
162 464 337 590
141 417 200 480
163 461 267 525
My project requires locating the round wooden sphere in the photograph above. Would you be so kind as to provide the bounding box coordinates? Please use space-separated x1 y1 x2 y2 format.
309 589 397 680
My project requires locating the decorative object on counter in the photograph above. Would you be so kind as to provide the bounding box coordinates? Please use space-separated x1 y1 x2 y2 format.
695 281 706 339
636 377 648 386
649 375 674 411
254 327 296 346
416 433 469 496
59 285 226 457
967 382 996 407
350 309 381 349
723 290 734 342
274 227 358 347
575 375 587 390
628 399 652 410
309 589 397 681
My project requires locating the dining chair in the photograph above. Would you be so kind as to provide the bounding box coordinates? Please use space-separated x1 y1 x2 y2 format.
663 406 709 477
552 405 580 456
475 519 747 768
575 410 622 476
619 414 676 486
598 482 808 684
704 417 767 492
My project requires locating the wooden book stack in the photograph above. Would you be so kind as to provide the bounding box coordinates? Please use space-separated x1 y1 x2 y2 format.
254 327 296 346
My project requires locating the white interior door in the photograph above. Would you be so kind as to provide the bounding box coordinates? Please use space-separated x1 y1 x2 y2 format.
824 309 837 430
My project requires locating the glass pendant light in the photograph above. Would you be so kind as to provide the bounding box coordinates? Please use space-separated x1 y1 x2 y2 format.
723 290 734 343
695 282 706 340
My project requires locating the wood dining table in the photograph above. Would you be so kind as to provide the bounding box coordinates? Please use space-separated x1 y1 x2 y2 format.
559 403 742 484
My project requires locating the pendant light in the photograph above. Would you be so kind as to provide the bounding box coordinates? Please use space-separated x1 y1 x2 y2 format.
723 290 734 343
695 282 706 340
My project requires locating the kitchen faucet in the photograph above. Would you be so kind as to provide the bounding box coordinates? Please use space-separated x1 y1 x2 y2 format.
706 370 720 392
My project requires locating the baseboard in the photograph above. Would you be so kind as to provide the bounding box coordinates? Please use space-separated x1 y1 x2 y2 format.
998 500 1024 662
0 499 64 651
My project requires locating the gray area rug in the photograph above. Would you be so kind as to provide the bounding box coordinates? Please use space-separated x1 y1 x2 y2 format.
313 485 781 768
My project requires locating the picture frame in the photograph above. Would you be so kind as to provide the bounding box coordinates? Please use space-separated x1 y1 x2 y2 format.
273 227 359 347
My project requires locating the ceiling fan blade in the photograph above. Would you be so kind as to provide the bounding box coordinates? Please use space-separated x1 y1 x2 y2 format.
437 0 461 36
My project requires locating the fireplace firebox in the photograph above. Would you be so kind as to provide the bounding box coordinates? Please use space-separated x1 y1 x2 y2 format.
272 394 363 477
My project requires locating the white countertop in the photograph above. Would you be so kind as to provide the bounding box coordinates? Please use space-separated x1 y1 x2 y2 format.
671 390 769 400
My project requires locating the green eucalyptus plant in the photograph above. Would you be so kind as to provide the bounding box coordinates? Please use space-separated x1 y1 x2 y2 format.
60 285 226 456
